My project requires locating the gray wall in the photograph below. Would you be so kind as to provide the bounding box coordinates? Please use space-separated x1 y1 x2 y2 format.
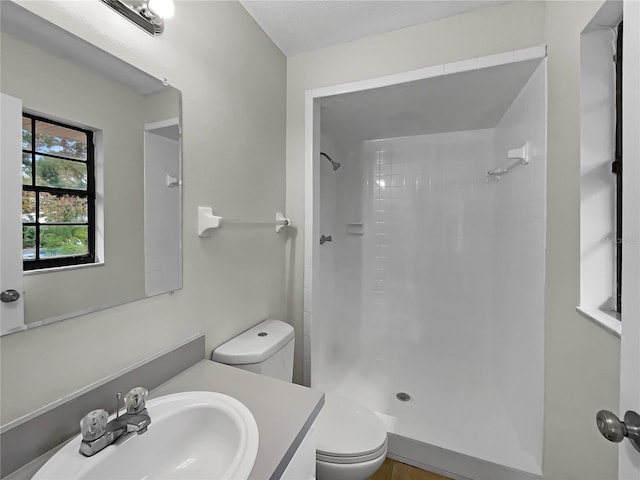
0 0 286 424
285 2 621 479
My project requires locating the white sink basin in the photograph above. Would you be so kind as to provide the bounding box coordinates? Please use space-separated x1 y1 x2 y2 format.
33 391 259 480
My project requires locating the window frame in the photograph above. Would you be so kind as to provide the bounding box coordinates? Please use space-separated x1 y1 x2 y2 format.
22 113 96 271
577 13 623 336
613 21 623 314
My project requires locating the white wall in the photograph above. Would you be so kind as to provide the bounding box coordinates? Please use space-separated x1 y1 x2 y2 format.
544 2 621 477
491 61 547 469
287 2 621 478
356 130 495 379
0 0 286 425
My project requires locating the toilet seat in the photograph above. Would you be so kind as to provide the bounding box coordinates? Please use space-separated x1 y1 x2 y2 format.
315 393 387 464
316 438 388 464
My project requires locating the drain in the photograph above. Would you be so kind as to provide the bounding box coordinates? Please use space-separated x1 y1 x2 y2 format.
257 332 268 337
396 392 411 402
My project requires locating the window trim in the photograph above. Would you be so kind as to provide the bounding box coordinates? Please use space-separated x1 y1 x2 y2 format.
578 12 623 335
22 113 96 271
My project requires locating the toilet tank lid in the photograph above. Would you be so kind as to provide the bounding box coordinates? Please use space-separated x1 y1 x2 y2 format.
212 319 294 365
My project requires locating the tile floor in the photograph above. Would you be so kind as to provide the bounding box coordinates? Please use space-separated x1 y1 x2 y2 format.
368 458 453 480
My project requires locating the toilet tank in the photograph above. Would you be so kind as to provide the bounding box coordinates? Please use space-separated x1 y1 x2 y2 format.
211 319 295 382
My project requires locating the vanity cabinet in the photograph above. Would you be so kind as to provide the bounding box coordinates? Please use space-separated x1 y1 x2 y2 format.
280 427 316 480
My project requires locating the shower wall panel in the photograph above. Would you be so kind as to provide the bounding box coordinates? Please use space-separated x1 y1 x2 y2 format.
491 62 546 472
360 130 496 387
315 62 546 477
316 137 366 390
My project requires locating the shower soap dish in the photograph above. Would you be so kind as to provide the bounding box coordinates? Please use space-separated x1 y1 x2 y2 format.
347 223 364 235
507 142 531 164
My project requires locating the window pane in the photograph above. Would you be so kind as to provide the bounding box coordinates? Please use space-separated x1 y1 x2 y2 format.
22 117 32 150
39 192 88 223
22 226 36 260
22 153 32 185
22 191 35 223
39 225 88 258
35 155 87 190
35 120 87 161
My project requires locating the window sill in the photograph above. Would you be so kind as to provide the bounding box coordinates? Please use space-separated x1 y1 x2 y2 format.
576 305 621 338
24 261 104 276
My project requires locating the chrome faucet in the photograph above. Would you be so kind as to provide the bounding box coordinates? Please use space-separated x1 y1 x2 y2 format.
79 387 151 457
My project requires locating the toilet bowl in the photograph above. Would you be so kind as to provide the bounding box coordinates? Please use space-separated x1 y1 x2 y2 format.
212 319 387 480
315 392 387 480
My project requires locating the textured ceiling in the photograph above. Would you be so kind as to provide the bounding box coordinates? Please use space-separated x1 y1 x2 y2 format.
238 1 507 56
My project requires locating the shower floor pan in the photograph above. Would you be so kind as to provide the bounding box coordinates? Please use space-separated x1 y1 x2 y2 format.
317 366 542 480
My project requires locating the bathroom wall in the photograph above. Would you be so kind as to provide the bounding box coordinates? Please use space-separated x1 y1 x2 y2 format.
315 134 339 385
0 0 286 425
491 61 547 468
543 2 621 476
355 130 496 387
286 1 621 478
314 136 365 386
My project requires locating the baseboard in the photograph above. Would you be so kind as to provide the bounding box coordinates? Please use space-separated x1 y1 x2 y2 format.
387 433 542 480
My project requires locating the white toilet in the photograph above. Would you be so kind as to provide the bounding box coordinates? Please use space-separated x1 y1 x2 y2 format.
212 319 388 480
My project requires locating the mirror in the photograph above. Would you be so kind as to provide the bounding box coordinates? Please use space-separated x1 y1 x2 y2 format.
0 2 182 334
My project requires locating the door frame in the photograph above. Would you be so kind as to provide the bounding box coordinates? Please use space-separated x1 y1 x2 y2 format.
619 0 640 477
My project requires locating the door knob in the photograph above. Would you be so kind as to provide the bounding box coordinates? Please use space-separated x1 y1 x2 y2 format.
596 410 640 453
0 289 20 303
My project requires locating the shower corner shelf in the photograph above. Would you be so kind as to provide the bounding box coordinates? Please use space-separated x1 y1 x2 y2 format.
197 206 291 237
347 222 365 235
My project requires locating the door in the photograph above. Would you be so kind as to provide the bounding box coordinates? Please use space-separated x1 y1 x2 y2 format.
619 0 640 478
0 92 25 333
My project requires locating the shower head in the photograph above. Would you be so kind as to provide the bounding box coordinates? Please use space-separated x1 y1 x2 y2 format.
320 152 341 171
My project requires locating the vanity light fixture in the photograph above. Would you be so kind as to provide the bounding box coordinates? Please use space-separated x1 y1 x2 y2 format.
100 0 175 36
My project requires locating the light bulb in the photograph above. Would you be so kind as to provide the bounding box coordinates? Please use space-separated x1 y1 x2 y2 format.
148 0 174 19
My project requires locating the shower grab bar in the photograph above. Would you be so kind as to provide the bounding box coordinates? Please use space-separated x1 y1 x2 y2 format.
198 207 290 237
487 142 531 179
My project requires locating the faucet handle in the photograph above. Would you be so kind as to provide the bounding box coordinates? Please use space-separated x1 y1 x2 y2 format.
80 409 108 441
124 387 148 414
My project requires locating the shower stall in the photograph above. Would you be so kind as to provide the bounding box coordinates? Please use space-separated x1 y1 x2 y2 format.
304 48 547 480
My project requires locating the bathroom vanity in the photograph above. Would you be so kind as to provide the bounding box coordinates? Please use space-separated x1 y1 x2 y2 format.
1 339 324 480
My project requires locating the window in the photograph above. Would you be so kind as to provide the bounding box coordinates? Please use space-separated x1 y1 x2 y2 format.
578 13 623 335
21 113 95 270
613 21 623 314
